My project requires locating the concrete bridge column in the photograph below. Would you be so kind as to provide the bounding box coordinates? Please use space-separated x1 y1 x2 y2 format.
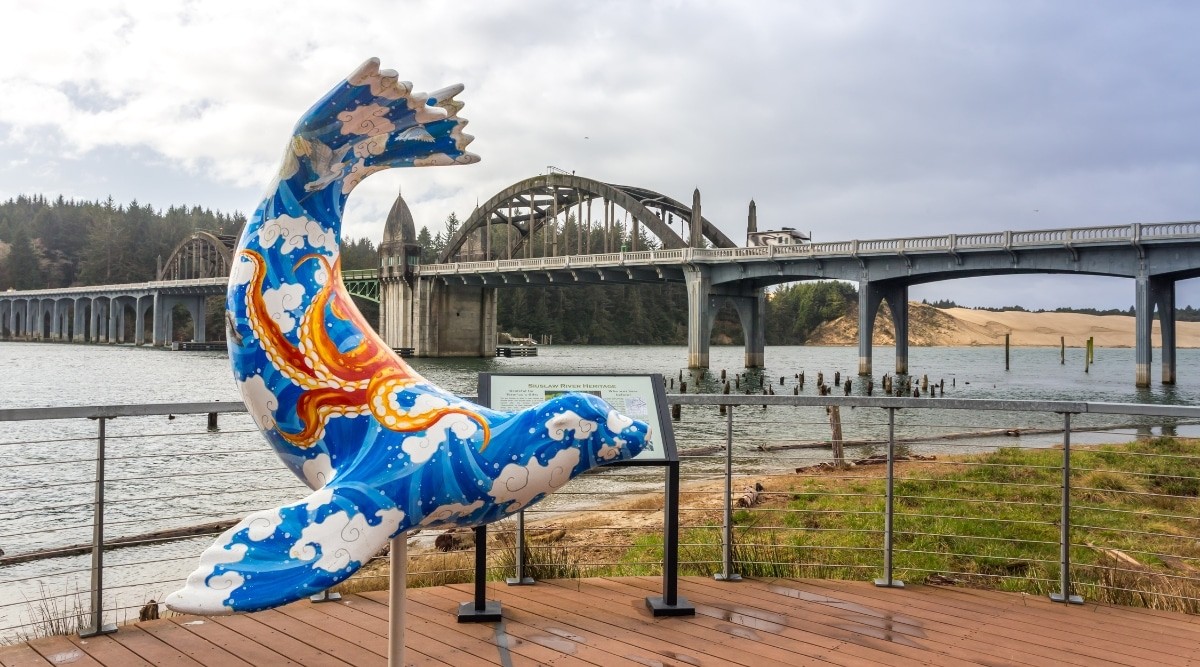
91 298 106 343
889 285 910 375
413 280 497 357
729 289 766 368
152 292 174 347
858 281 909 375
109 298 122 343
189 296 207 343
135 296 153 345
857 280 884 376
1135 276 1176 387
684 266 715 368
1157 279 1176 385
50 300 63 341
73 298 87 342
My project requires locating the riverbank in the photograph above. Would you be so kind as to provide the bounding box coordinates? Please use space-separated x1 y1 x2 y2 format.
808 302 1200 347
339 435 1200 614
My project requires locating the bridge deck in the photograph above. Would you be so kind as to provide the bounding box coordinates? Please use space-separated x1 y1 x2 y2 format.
4 576 1197 666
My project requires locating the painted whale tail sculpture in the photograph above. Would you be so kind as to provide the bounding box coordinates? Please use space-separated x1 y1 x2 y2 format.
165 58 650 615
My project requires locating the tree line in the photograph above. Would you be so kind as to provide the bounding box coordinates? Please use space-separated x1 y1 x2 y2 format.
0 194 864 345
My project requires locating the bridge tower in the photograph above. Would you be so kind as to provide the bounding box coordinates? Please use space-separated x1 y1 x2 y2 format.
379 189 497 356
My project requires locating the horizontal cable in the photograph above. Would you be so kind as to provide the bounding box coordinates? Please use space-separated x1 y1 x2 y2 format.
894 511 1057 527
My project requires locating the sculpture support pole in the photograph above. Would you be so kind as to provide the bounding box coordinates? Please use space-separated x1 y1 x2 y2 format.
389 535 406 667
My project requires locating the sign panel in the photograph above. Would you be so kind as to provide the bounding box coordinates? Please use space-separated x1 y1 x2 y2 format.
479 373 677 464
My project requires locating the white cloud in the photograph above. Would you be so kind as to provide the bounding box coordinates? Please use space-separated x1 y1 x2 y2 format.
238 374 277 431
164 531 248 615
301 453 336 489
419 500 485 527
257 214 337 256
544 410 597 441
288 507 406 573
261 282 307 334
490 448 581 510
400 413 477 464
4 3 1200 308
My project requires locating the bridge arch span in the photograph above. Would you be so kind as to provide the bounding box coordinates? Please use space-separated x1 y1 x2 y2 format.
158 231 237 281
438 173 736 263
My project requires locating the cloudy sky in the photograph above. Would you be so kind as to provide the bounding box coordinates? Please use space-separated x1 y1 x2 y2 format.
2 1 1199 309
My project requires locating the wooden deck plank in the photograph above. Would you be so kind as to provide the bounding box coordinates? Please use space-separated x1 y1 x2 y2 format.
294 596 488 667
66 633 156 667
442 579 860 666
6 577 1200 667
801 578 1200 666
137 619 257 667
635 576 1055 667
108 626 206 667
397 587 609 667
167 617 303 667
579 576 975 667
208 613 356 667
405 585 679 667
26 634 105 667
0 643 54 667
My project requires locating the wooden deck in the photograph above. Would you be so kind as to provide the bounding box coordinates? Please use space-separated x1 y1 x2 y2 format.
4 576 1199 666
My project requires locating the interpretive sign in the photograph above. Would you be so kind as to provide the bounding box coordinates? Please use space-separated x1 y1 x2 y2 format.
479 373 677 464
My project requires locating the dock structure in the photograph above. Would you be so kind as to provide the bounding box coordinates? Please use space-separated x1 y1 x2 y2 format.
4 576 1198 666
495 345 537 357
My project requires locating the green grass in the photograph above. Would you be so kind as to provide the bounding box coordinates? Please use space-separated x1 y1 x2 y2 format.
619 437 1200 613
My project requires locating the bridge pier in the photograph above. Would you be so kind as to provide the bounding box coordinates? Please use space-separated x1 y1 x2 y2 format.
136 296 153 345
684 267 715 368
1135 276 1176 387
407 279 497 357
729 289 766 368
858 281 909 376
73 298 87 342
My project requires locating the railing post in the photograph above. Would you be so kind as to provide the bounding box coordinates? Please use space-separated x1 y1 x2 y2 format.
715 405 741 582
1051 412 1084 604
81 417 116 637
875 407 904 588
506 509 534 585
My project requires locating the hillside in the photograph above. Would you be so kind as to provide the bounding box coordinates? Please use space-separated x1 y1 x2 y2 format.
807 301 1200 348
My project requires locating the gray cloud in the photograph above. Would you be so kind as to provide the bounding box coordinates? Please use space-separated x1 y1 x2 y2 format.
1 1 1198 307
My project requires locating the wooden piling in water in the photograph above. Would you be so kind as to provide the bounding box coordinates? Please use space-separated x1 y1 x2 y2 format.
671 403 681 421
1060 336 1065 365
1005 333 1010 370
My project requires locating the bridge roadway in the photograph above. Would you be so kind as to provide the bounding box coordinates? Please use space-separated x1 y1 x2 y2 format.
410 221 1200 387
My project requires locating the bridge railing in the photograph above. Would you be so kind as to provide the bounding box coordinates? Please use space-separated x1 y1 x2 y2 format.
3 395 1199 642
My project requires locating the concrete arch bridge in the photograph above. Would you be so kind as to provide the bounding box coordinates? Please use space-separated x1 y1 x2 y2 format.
378 174 1200 388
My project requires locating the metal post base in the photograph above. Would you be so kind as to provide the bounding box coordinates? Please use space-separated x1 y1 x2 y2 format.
310 590 342 603
457 600 502 623
505 576 535 586
1049 593 1084 605
874 579 905 588
79 623 117 638
645 596 696 617
713 573 742 582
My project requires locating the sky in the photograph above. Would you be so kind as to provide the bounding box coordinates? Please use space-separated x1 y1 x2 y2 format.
2 0 1199 309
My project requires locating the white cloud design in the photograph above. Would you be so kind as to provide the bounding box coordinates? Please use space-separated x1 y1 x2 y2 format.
419 500 485 527
261 282 306 334
302 453 336 489
401 413 477 464
244 508 284 541
164 532 248 615
606 410 633 433
490 449 581 510
229 254 255 286
545 410 597 441
288 507 405 573
257 214 338 255
408 393 448 417
239 374 277 431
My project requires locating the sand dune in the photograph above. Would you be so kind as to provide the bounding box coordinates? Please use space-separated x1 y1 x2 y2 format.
807 302 1200 348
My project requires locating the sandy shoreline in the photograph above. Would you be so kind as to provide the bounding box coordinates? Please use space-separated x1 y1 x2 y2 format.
808 302 1200 348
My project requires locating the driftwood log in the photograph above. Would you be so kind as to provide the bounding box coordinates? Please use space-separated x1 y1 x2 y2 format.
737 482 766 508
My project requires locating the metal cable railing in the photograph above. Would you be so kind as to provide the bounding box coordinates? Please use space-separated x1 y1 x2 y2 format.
2 395 1199 643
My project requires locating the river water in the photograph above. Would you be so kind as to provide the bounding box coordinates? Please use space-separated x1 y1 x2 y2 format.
1 340 1197 637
